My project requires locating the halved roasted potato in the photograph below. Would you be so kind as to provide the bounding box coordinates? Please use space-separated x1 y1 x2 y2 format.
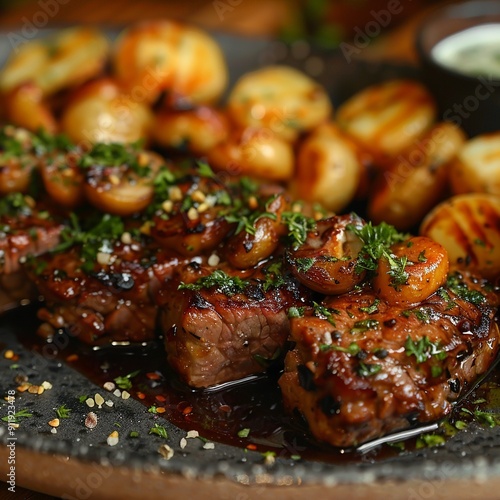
207 127 294 181
420 193 500 280
336 79 437 167
152 106 229 155
0 27 109 95
369 122 467 230
61 78 153 145
113 20 228 105
83 148 164 216
450 132 500 197
227 65 332 142
289 123 363 213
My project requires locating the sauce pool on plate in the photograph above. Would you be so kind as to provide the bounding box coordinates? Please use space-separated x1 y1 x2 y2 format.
431 23 500 79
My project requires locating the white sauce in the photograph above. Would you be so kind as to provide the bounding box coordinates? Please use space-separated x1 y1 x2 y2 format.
431 23 500 79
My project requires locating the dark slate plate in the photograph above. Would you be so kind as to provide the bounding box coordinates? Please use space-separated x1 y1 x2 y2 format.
1 29 500 499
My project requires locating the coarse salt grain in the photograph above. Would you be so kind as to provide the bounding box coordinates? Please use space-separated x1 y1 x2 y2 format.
208 254 220 267
158 444 174 460
4 349 14 359
96 252 112 266
41 381 52 390
187 207 198 221
186 430 199 439
103 382 115 392
203 442 215 450
48 418 60 428
180 438 187 449
94 393 105 408
105 400 114 408
113 389 122 398
107 431 119 446
51 428 57 434
85 398 95 408
120 232 132 245
121 391 130 400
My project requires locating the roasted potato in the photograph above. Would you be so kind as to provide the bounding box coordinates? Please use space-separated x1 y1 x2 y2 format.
227 66 332 142
4 83 57 134
152 107 229 155
368 122 467 230
113 20 228 105
336 79 437 167
420 193 500 280
207 127 294 182
289 123 363 213
450 132 500 197
0 27 109 95
61 79 153 145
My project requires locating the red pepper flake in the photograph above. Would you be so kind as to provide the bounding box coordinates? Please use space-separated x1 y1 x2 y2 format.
137 392 146 400
219 405 232 413
246 444 257 451
155 395 166 403
156 407 166 414
66 354 78 362
146 372 161 381
182 406 193 415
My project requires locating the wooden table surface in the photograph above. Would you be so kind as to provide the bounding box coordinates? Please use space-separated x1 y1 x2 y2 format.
0 0 452 498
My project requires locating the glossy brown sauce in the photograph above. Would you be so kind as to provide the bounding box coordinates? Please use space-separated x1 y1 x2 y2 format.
12 305 500 465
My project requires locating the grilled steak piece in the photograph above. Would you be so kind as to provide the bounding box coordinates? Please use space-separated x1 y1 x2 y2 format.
27 231 181 345
157 259 311 388
279 270 500 448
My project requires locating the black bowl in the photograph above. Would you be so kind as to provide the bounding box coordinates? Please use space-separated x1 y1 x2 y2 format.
416 0 500 136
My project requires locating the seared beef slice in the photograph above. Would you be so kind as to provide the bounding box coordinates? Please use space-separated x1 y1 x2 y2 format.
158 261 310 387
279 271 500 447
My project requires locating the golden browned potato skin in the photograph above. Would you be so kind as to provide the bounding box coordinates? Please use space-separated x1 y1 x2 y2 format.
0 27 109 96
287 214 366 295
4 83 57 134
61 78 153 145
420 193 500 281
207 127 294 182
368 122 467 230
373 236 449 306
337 79 437 168
290 123 363 213
450 132 500 197
227 65 332 142
113 20 228 105
152 107 229 155
224 193 288 269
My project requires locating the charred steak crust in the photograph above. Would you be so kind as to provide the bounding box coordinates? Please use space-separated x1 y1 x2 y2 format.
157 260 311 387
279 272 500 448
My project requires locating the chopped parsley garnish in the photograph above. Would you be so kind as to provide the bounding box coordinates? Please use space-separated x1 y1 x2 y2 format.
281 211 316 250
114 370 140 390
0 193 32 217
53 213 125 273
1 408 33 422
78 395 88 403
437 288 457 310
148 406 158 414
446 273 485 305
356 362 382 377
416 433 445 448
129 431 139 438
347 221 410 288
287 306 305 319
295 257 315 273
313 302 340 325
261 261 286 291
351 319 380 334
320 342 361 356
196 161 215 179
225 209 276 236
418 250 427 263
237 428 250 438
405 336 447 364
359 298 380 314
178 270 248 296
149 424 168 439
55 404 71 419
78 141 148 175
